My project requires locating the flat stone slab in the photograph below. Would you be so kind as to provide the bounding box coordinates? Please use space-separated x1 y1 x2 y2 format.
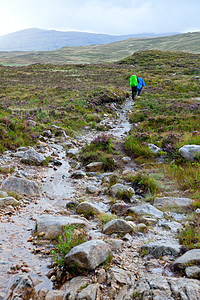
154 197 193 210
36 215 91 239
173 249 200 270
64 240 112 271
0 176 40 196
141 242 181 258
128 203 163 218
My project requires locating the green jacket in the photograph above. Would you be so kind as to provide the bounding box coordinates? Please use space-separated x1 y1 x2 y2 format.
130 75 137 87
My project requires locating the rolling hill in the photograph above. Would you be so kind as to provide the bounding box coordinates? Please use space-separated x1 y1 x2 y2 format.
0 31 199 65
0 28 179 51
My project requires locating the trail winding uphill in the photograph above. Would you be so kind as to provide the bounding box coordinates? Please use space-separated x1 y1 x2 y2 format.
0 99 200 300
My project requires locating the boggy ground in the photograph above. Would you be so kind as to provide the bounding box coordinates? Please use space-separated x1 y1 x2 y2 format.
0 50 200 299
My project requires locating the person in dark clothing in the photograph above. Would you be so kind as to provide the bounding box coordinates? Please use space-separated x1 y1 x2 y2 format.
136 77 145 97
130 74 137 100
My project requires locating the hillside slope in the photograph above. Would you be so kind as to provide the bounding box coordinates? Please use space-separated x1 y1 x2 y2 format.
0 28 178 51
0 31 199 65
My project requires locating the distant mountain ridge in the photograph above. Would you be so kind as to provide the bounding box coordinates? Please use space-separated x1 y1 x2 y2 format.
0 28 180 51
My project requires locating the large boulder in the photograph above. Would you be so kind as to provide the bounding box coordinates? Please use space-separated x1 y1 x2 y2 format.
64 240 112 271
111 201 130 216
140 242 181 258
179 145 200 162
76 202 101 216
128 203 163 218
173 249 200 271
6 274 37 300
109 183 135 198
85 162 103 172
0 176 40 196
103 219 133 235
21 148 45 165
36 215 91 239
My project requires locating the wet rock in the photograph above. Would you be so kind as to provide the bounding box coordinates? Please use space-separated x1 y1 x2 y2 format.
148 143 161 154
109 183 135 198
36 215 91 239
76 202 101 216
0 196 20 207
63 276 90 299
111 201 130 216
128 203 163 218
85 162 103 172
21 148 45 165
1 176 40 196
140 242 180 258
185 266 200 279
103 219 133 235
154 196 193 211
86 185 101 195
179 145 200 162
6 274 37 300
173 249 200 271
71 170 86 179
64 240 112 271
77 283 99 300
134 274 200 299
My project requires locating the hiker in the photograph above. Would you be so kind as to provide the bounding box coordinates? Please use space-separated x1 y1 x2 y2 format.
130 74 138 100
136 77 145 97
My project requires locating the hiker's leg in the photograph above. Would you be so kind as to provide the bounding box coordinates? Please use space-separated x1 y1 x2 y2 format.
131 86 135 100
137 88 141 96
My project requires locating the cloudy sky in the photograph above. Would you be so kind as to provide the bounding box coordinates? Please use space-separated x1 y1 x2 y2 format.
0 0 199 36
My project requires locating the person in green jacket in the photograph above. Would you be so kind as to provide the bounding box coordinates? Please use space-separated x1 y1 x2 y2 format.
130 74 137 100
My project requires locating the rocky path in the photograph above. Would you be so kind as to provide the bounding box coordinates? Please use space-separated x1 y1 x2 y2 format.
0 99 200 299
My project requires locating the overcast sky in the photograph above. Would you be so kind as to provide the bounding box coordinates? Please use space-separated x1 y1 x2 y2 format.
0 0 199 36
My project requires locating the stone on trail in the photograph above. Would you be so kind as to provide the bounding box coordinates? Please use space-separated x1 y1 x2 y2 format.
173 249 200 271
45 290 64 300
140 242 181 258
0 196 20 207
111 201 131 216
85 162 103 172
154 196 193 211
86 185 101 195
0 190 8 197
20 148 45 165
133 273 200 299
109 183 135 198
63 276 91 299
128 203 163 218
76 201 101 216
185 266 200 279
103 219 133 235
6 274 37 300
179 144 200 162
64 240 112 271
77 283 99 300
71 170 86 179
1 176 40 196
36 215 91 239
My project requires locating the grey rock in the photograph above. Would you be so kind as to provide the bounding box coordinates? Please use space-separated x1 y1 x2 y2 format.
86 162 103 172
107 266 132 286
71 170 86 179
21 148 45 165
36 215 91 239
128 203 163 218
134 274 200 299
179 145 200 162
111 201 130 216
6 274 37 300
86 185 101 195
67 148 79 156
45 290 64 300
148 143 161 154
154 196 193 210
173 249 200 270
63 276 90 299
121 156 131 163
158 219 182 232
77 283 99 300
105 238 124 252
140 242 180 258
0 196 20 207
109 183 135 198
76 202 101 216
42 130 52 137
103 219 133 235
65 240 112 271
185 266 200 278
1 176 40 196
0 190 8 197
